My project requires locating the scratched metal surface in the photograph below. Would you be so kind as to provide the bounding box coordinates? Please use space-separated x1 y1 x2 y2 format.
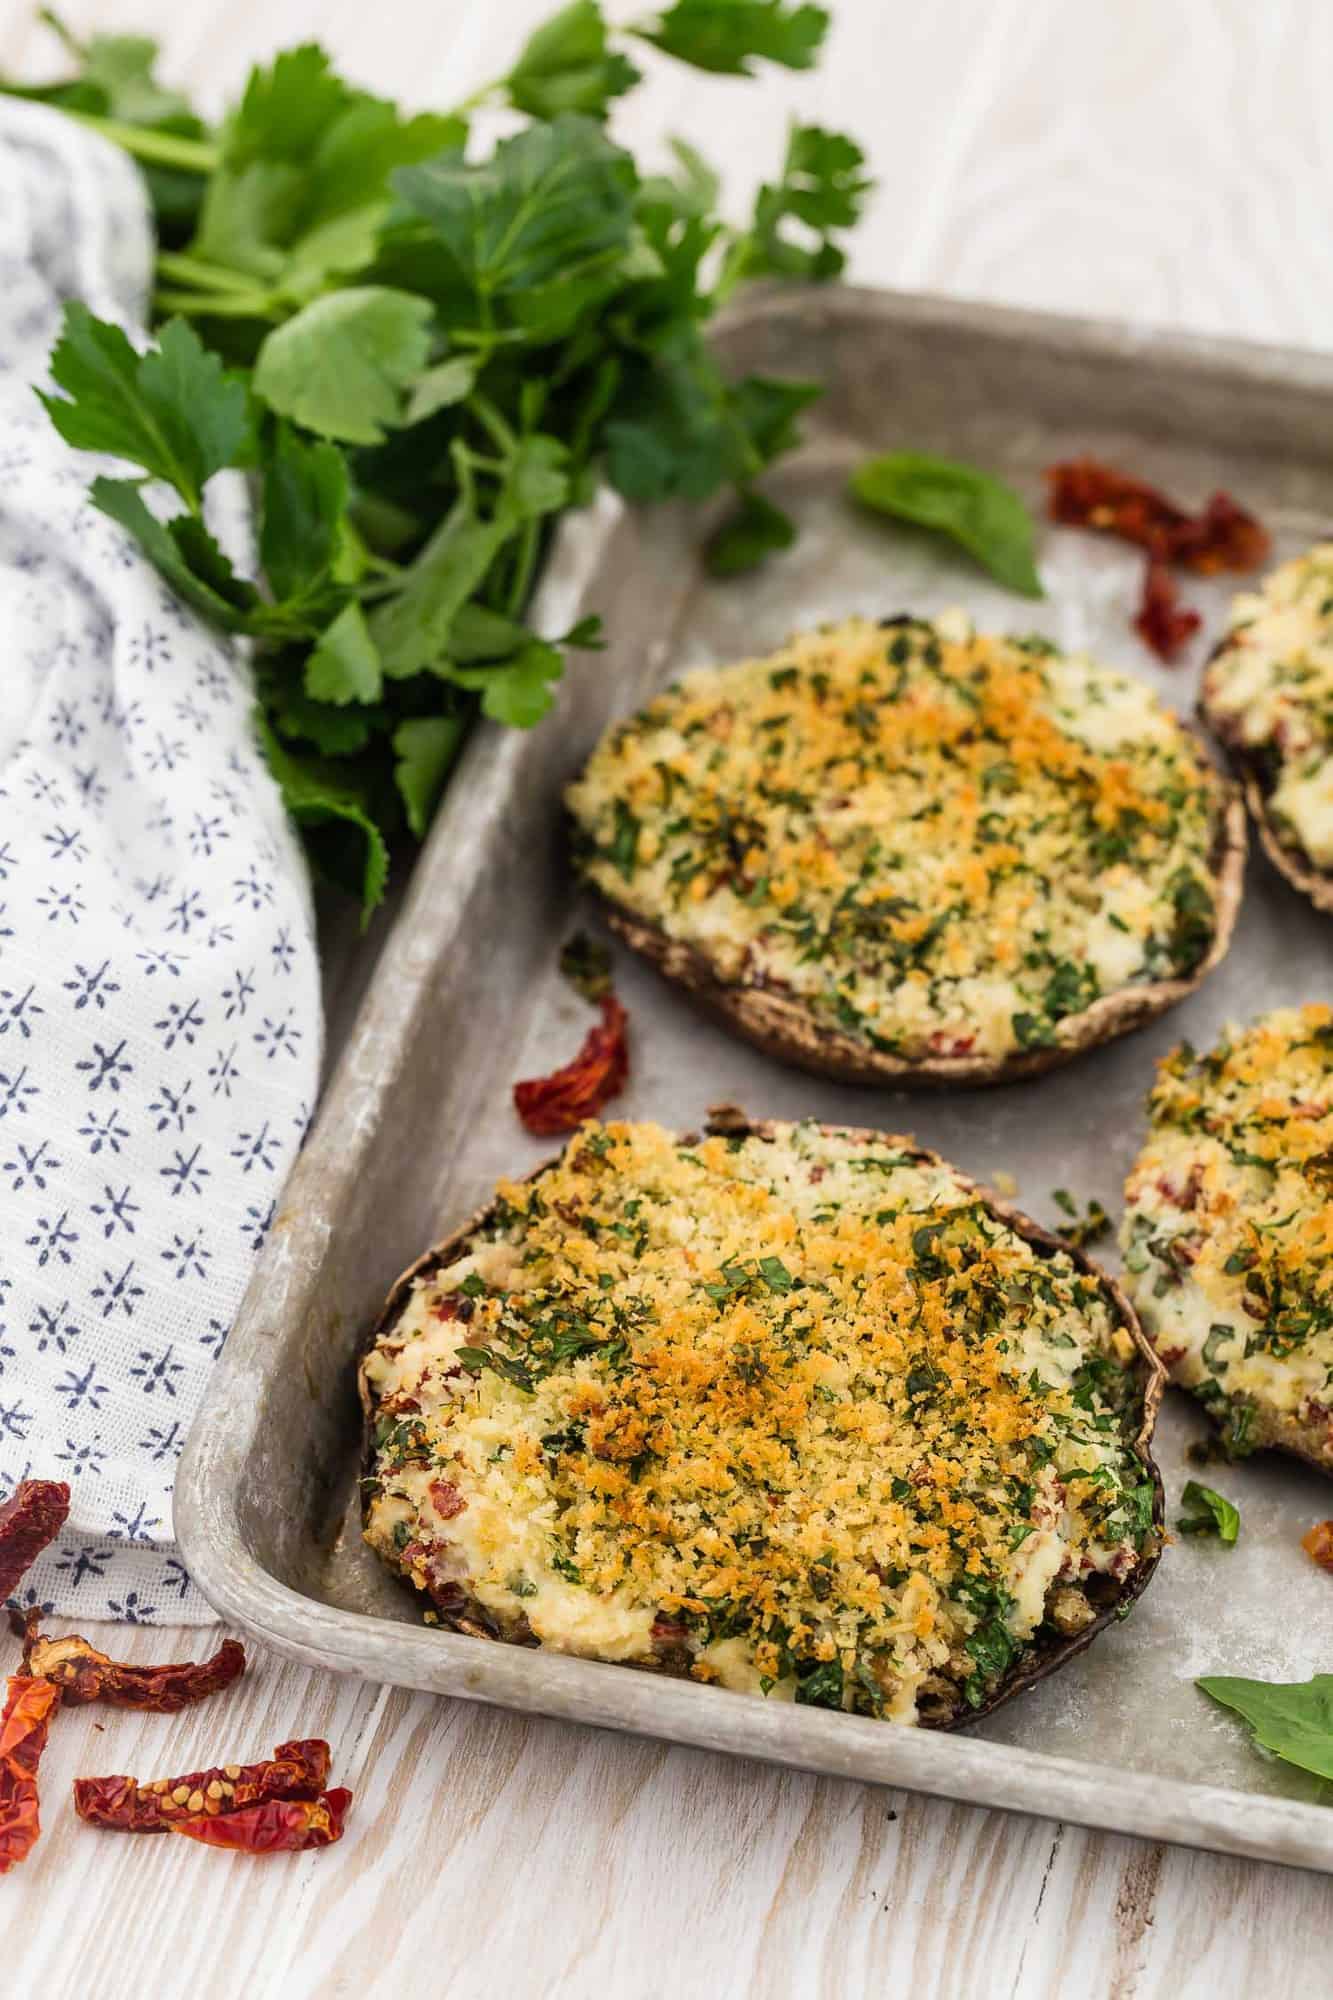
177 285 1333 1869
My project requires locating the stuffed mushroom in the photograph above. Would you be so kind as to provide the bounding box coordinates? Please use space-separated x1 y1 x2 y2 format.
566 615 1245 1086
1201 543 1333 914
361 1113 1163 1727
1121 1005 1333 1473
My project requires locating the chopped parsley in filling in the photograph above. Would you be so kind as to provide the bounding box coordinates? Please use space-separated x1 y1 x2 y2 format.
1121 1005 1333 1461
566 614 1227 1062
1204 545 1333 869
363 1121 1155 1722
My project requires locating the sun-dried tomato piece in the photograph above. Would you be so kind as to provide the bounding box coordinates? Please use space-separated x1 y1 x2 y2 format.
514 993 629 1136
22 1625 245 1712
1135 560 1202 663
1047 457 1189 557
1301 1520 1333 1571
1046 458 1270 574
74 1738 331 1833
0 1674 59 1875
0 1481 70 1604
168 1787 352 1853
1168 490 1271 575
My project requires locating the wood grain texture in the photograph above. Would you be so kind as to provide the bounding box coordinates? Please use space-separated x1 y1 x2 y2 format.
1 2 1330 1995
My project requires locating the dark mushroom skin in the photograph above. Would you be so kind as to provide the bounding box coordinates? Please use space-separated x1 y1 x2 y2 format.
360 1112 1165 1729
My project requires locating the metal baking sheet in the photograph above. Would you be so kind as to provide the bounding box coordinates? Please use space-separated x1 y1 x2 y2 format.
176 285 1333 1870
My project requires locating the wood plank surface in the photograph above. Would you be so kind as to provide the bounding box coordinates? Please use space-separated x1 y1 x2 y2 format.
0 3 1328 1995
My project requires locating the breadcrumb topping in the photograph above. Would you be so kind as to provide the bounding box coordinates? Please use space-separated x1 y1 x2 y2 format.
566 616 1226 1061
364 1121 1154 1720
1122 1005 1333 1452
1204 547 1333 868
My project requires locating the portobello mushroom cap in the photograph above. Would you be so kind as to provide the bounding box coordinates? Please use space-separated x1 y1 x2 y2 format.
360 1111 1164 1728
1199 545 1333 917
1121 1005 1333 1478
1201 645 1333 918
568 616 1246 1089
597 794 1243 1089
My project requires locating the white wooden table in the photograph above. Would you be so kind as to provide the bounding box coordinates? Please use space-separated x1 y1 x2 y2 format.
1 3 1329 1993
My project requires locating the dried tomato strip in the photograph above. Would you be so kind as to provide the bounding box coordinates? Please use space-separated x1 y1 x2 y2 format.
0 1481 70 1604
168 1787 353 1853
514 992 629 1136
1302 1520 1333 1572
1135 560 1202 664
0 1675 59 1875
1046 458 1270 573
74 1738 331 1833
1167 490 1271 575
23 1626 245 1712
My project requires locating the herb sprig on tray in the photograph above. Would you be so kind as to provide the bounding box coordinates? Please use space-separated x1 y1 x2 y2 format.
4 4 870 913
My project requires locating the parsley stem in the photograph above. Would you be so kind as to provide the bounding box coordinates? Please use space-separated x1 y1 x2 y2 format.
155 253 273 297
61 109 220 174
455 78 502 114
468 392 518 457
153 287 281 321
507 517 540 617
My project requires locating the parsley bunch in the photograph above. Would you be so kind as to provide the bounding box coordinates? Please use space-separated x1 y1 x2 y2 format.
5 4 869 913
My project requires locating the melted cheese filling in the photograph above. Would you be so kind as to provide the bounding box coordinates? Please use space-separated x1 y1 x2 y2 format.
1204 545 1333 867
566 616 1226 1062
364 1121 1153 1723
1121 1005 1333 1447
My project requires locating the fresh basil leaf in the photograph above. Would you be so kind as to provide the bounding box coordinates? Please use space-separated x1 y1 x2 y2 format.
258 718 389 912
705 489 796 575
506 1 640 120
41 307 252 511
392 716 465 839
850 450 1044 599
305 601 382 706
1177 1480 1240 1544
1197 1675 1333 1782
253 287 434 444
639 0 829 75
89 478 258 632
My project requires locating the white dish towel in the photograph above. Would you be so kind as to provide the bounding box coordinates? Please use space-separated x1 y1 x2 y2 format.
0 101 322 1624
